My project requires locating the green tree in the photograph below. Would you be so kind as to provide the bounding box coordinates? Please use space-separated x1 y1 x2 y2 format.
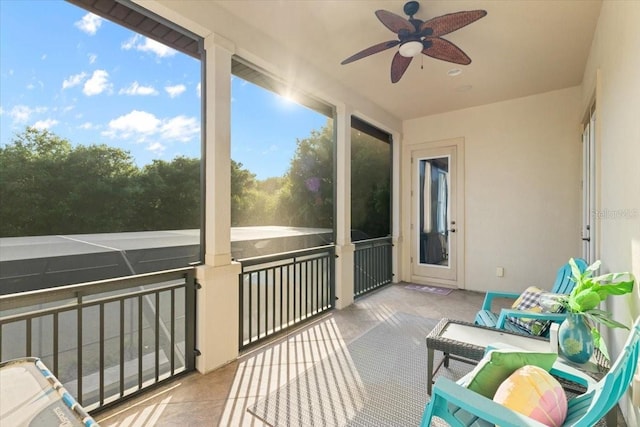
0 127 72 235
278 122 334 228
63 144 139 233
351 130 391 238
0 128 204 236
134 157 201 230
231 159 257 226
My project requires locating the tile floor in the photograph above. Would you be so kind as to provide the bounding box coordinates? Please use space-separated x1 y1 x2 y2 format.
94 283 625 426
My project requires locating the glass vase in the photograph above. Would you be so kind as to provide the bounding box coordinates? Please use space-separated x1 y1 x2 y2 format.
558 313 594 364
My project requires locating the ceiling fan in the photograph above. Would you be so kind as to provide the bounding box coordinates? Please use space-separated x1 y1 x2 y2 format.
341 1 487 83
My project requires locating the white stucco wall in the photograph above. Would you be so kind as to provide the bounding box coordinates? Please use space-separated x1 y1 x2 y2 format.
581 2 640 424
402 86 583 293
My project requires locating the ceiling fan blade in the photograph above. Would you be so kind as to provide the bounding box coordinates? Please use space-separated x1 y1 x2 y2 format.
375 10 415 34
420 10 487 36
422 37 471 65
390 52 412 83
341 40 400 65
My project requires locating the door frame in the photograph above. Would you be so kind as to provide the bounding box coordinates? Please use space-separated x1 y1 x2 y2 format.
582 104 597 264
406 138 465 288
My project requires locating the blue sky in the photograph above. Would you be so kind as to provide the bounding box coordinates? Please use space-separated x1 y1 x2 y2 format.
0 0 327 180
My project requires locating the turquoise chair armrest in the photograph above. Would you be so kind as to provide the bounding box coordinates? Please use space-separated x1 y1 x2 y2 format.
496 309 567 329
480 291 521 311
421 377 548 427
549 360 596 389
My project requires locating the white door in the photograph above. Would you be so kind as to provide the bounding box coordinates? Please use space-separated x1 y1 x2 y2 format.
411 145 461 284
581 105 596 263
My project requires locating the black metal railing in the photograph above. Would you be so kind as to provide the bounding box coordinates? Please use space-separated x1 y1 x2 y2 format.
354 237 393 297
0 267 197 412
238 246 335 350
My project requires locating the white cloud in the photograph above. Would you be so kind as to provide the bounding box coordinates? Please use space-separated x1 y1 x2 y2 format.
103 110 161 141
83 70 111 96
262 144 279 155
0 106 4 115
11 105 33 122
62 72 87 90
75 13 103 36
122 34 176 58
119 81 158 96
27 81 44 91
165 84 186 98
41 54 47 60
88 53 97 64
102 110 200 143
32 119 59 130
9 105 47 123
78 122 95 130
196 82 201 98
160 116 200 142
147 141 166 155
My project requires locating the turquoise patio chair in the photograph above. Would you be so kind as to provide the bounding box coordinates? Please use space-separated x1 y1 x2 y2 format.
474 258 588 336
421 316 640 426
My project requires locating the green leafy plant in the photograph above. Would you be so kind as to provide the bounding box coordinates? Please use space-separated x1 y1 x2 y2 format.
553 258 635 360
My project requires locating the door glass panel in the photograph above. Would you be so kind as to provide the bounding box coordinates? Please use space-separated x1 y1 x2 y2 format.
419 157 449 266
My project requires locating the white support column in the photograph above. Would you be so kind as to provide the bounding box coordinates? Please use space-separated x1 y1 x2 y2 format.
195 34 241 374
334 104 355 309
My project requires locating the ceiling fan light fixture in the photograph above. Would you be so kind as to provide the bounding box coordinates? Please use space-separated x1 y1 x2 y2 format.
398 40 423 57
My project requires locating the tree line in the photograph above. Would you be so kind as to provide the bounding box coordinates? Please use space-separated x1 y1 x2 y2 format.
0 125 390 238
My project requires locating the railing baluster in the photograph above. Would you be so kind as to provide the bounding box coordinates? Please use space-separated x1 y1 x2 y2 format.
287 264 291 327
271 268 275 336
171 288 175 375
53 313 59 377
155 292 160 382
120 299 125 398
313 258 317 314
294 258 299 323
264 270 269 336
138 294 143 390
279 266 283 333
256 272 260 341
308 258 312 316
77 297 83 405
26 318 32 356
248 271 252 345
100 303 105 406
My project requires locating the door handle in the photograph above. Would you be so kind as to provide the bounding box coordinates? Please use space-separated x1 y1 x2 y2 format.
448 228 456 233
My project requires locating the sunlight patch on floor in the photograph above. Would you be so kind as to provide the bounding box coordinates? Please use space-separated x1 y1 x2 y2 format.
96 384 178 426
220 316 367 426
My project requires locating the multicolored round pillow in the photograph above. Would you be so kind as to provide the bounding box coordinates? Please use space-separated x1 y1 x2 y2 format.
493 365 567 427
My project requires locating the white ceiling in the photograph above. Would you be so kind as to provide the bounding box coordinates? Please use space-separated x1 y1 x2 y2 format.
159 0 602 121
